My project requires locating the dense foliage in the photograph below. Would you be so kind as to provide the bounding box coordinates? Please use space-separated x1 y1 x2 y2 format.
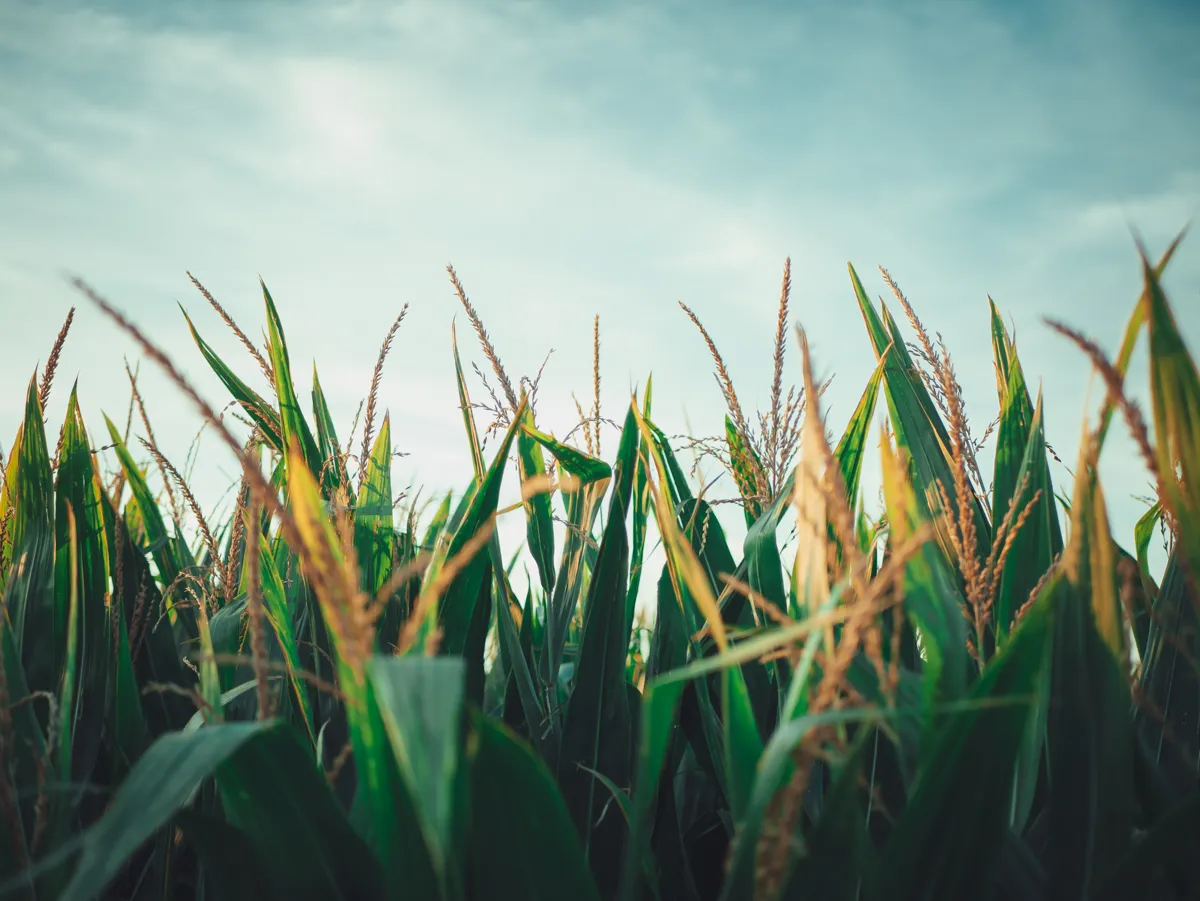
1 239 1198 901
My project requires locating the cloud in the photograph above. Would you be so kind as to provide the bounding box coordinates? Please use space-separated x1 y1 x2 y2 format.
1 0 1197 602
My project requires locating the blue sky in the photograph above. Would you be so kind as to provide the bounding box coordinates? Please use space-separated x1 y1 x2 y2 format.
1 0 1198 602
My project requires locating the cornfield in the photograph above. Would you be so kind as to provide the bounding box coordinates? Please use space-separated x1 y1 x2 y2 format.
0 234 1198 901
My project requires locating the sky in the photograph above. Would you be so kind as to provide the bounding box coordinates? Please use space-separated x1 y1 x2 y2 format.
1 0 1198 609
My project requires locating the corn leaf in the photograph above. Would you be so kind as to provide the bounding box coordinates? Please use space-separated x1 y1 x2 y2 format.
312 365 350 497
848 264 992 575
879 429 970 716
55 721 272 901
468 713 601 901
215 721 386 901
516 401 556 598
5 377 55 688
261 280 324 488
355 413 393 598
181 306 283 450
871 584 1053 901
368 656 467 895
993 391 1063 644
558 402 639 897
438 397 527 660
1042 436 1134 897
52 387 112 814
102 414 197 644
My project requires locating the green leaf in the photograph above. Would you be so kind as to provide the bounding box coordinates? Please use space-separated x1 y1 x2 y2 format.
216 721 386 901
725 414 765 527
62 393 109 735
723 713 879 900
256 526 315 743
55 721 270 901
879 430 970 717
646 564 690 683
780 731 876 900
1144 247 1200 594
438 396 527 660
538 427 610 704
847 264 992 580
181 306 283 450
451 320 487 481
368 656 466 887
1133 502 1162 599
1136 543 1198 777
520 422 612 487
990 299 1033 528
636 403 764 819
103 491 195 737
0 584 43 889
618 674 685 901
261 279 324 488
516 401 556 598
872 578 1053 901
5 376 56 691
831 353 887 568
98 487 148 778
467 713 601 901
993 392 1063 644
355 413 394 598
625 378 653 629
1095 229 1185 450
50 501 81 862
1045 452 1134 898
102 414 198 644
312 364 350 497
558 402 639 897
284 443 436 900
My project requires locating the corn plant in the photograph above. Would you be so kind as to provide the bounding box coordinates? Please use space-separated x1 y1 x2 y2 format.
0 236 1198 901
